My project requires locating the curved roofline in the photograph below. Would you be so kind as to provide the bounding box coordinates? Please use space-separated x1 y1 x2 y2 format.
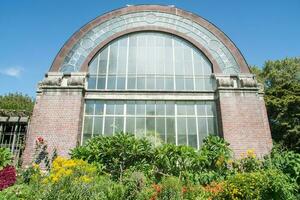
49 5 250 73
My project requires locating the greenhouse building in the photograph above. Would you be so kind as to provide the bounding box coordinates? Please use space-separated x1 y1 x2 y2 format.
23 5 272 165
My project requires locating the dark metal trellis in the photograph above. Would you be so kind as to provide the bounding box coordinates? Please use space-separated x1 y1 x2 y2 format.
0 116 29 166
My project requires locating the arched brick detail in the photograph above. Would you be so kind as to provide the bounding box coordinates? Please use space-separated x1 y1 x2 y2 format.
49 5 249 73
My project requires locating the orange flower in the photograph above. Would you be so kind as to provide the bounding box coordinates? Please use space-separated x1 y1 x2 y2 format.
204 181 224 195
152 184 161 193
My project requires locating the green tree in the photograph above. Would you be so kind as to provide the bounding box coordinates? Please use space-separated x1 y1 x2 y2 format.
0 93 34 116
251 57 300 152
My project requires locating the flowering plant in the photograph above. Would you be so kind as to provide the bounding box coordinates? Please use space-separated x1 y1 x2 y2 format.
0 166 16 190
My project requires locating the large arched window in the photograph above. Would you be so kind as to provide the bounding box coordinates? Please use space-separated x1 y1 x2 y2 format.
83 32 218 149
87 32 215 91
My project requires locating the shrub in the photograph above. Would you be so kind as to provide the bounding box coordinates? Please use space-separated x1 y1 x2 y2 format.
264 145 300 184
122 171 149 200
0 184 39 200
154 144 202 180
212 169 298 200
199 135 232 172
157 176 183 200
0 147 12 170
71 133 154 180
230 149 262 173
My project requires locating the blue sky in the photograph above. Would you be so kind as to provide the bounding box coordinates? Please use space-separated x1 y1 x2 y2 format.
0 0 299 97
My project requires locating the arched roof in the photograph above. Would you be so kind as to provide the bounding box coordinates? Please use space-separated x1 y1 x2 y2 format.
50 5 250 74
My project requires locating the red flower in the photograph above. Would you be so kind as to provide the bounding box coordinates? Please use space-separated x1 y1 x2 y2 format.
36 136 44 143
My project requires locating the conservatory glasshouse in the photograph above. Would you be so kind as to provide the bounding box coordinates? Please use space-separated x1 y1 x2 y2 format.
22 5 272 165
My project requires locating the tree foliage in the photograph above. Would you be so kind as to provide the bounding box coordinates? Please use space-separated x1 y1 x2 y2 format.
251 57 300 152
0 93 34 116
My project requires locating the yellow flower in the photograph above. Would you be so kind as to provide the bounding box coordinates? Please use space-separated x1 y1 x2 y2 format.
246 149 256 158
80 175 92 183
32 163 40 170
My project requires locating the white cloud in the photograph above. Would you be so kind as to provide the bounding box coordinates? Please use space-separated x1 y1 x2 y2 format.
0 66 24 78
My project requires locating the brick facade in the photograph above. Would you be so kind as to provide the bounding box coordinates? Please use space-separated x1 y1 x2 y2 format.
22 88 84 166
218 90 272 157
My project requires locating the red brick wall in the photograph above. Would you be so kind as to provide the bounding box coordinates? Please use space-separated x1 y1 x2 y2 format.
218 92 272 157
22 92 83 166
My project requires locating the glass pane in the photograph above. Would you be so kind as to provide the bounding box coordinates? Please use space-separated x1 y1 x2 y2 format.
104 117 114 136
83 134 92 144
115 101 124 115
83 116 93 134
107 75 116 89
136 101 145 115
146 117 155 133
98 48 108 74
127 77 136 89
126 117 135 134
187 117 197 148
186 102 195 116
85 101 94 115
89 57 98 74
94 101 104 115
166 117 175 144
177 117 187 145
185 78 194 90
197 102 206 116
207 117 217 135
176 77 185 90
146 101 155 115
108 43 117 74
114 117 124 133
177 102 186 115
116 76 126 90
195 78 205 91
146 76 155 90
156 101 165 115
166 101 175 115
156 117 165 142
88 76 97 89
137 77 145 89
165 77 174 90
198 117 207 145
136 117 145 137
204 78 213 91
126 101 135 115
156 77 164 90
206 102 216 116
106 102 115 115
97 76 106 89
93 117 103 135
